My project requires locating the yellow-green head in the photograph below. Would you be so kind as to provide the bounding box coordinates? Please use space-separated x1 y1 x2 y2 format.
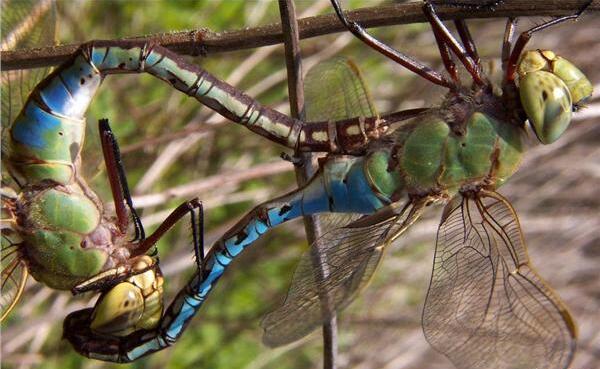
517 50 593 144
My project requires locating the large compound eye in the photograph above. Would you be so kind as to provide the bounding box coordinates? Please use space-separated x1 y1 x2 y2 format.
551 56 593 105
519 71 572 144
90 281 144 336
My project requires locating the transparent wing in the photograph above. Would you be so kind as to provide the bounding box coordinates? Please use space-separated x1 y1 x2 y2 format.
1 0 57 154
423 191 576 369
260 57 382 346
1 189 28 322
261 200 426 347
303 56 378 234
304 56 377 122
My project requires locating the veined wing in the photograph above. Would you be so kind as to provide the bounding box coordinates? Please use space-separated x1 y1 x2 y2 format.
259 57 384 347
1 0 57 115
423 191 575 369
1 0 56 322
261 199 427 347
302 56 378 237
1 0 57 158
304 56 377 122
1 187 28 322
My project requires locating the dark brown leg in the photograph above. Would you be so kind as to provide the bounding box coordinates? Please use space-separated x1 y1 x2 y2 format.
431 25 459 83
99 119 145 241
501 17 517 73
422 1 486 86
135 199 204 261
454 20 480 66
329 0 453 89
505 0 591 83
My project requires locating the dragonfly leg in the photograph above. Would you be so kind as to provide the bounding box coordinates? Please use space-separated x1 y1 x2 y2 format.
421 1 486 86
329 0 453 89
64 198 205 362
454 19 480 66
430 19 459 83
504 0 592 83
501 17 518 72
133 198 204 258
99 118 145 241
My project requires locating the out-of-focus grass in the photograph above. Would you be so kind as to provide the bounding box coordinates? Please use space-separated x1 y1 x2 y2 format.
1 1 599 369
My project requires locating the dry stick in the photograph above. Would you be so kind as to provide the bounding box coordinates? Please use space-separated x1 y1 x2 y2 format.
279 1 338 368
2 1 598 71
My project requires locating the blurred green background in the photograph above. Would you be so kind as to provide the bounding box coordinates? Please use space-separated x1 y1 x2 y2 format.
2 1 599 369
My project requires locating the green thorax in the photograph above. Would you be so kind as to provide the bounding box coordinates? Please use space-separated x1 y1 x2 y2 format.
366 89 526 198
17 184 112 289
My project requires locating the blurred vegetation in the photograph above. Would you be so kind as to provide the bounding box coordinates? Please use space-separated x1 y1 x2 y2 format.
2 1 599 369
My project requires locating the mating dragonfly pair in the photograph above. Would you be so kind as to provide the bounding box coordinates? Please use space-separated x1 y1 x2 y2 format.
1 0 593 367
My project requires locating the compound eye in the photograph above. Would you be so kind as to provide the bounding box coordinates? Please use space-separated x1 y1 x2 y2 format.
551 56 593 105
90 281 144 336
519 71 572 144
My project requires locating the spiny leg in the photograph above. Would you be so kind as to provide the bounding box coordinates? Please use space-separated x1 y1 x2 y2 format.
190 201 205 272
134 198 204 257
329 0 453 88
422 1 486 86
99 119 145 241
505 0 592 83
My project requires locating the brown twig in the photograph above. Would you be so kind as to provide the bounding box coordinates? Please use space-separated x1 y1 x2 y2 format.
2 1 598 71
279 1 338 368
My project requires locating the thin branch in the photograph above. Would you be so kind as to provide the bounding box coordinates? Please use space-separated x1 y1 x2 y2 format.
279 1 338 368
2 1 598 71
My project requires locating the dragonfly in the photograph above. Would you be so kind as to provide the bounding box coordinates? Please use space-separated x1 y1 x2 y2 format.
3 1 594 367
1 0 207 352
0 1 419 362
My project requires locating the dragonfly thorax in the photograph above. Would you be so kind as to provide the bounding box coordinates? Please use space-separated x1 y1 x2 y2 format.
16 183 134 290
376 86 526 198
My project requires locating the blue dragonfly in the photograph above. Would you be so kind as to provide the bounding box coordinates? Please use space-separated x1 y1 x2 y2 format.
2 1 594 368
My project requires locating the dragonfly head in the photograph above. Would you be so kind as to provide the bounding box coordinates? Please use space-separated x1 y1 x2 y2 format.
89 256 164 337
517 50 593 144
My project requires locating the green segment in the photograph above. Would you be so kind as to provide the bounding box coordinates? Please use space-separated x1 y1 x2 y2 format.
400 112 524 192
29 189 100 234
365 151 403 199
16 163 73 185
26 229 107 289
21 188 106 289
441 113 497 188
401 118 449 189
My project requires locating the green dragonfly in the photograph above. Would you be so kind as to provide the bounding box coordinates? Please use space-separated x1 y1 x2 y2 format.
1 0 205 342
1 1 594 367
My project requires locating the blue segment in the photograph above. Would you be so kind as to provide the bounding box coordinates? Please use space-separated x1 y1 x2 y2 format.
39 76 75 115
215 252 231 266
59 57 98 94
168 299 196 337
11 102 62 148
145 49 164 67
345 163 386 212
90 47 108 67
128 338 162 361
